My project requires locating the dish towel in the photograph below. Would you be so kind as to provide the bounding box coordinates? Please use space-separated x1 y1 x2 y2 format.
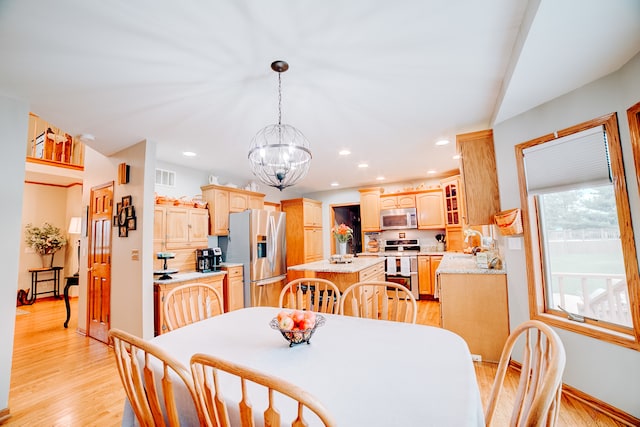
386 257 397 275
400 257 411 277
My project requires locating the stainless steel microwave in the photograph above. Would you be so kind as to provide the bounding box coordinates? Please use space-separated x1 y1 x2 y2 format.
380 208 418 230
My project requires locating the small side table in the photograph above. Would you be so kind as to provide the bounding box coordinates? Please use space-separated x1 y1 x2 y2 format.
28 266 63 303
63 275 79 328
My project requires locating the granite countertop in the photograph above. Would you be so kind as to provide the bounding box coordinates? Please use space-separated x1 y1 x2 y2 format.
153 270 226 284
358 251 447 257
220 262 243 268
288 257 384 273
436 253 506 275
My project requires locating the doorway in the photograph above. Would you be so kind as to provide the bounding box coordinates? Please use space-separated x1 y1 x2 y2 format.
330 204 362 255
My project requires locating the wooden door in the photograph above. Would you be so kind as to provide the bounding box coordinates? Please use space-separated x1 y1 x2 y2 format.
87 183 113 343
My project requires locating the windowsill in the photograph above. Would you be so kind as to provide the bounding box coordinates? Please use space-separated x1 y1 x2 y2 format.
533 312 640 352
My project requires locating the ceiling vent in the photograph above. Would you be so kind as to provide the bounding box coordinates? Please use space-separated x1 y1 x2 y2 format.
155 168 176 187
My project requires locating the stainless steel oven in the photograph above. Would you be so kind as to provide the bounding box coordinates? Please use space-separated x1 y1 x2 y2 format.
383 239 420 299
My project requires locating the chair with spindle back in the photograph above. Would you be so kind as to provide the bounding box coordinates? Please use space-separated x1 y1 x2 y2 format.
278 278 341 314
163 283 224 332
109 328 204 427
484 319 566 427
340 280 417 323
190 353 336 427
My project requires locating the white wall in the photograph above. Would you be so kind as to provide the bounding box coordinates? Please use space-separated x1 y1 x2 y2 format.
107 140 157 339
0 95 29 415
493 52 640 417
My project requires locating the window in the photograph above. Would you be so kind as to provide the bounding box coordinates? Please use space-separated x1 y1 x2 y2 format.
516 113 640 349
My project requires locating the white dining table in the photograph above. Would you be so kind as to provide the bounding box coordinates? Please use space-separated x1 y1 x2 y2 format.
122 307 485 426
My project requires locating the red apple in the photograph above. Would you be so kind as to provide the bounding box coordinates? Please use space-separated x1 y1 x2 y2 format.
278 316 295 331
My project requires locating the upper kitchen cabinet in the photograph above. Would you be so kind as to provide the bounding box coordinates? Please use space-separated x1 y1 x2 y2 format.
440 175 465 251
456 130 500 225
415 189 444 229
379 193 416 210
201 184 265 235
155 205 209 251
359 188 381 231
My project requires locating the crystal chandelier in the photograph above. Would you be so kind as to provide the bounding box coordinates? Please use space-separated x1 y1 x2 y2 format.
248 61 312 191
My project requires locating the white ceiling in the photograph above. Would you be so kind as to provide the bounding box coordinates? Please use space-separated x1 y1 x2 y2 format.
1 0 639 194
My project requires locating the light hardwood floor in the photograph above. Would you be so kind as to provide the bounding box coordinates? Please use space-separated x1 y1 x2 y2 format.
2 298 629 426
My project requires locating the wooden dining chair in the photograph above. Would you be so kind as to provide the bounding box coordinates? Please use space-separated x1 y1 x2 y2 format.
163 283 224 332
190 353 337 427
109 328 204 427
340 280 417 323
278 278 341 314
484 319 566 427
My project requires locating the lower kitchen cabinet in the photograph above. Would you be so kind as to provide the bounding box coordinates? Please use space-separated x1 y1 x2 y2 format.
153 273 225 336
222 264 244 312
438 273 509 362
417 255 442 298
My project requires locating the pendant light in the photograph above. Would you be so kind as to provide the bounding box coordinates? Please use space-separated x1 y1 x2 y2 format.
248 60 312 191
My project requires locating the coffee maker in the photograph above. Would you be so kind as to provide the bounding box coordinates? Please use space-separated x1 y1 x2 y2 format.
195 247 222 272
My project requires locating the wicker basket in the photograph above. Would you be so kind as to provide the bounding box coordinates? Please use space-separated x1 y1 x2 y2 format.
494 208 523 236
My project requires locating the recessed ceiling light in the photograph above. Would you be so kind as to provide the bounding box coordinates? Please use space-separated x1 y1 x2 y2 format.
435 139 450 146
78 133 95 142
358 163 368 168
339 150 351 156
182 151 197 157
330 182 339 187
376 176 385 181
453 154 461 160
427 170 436 174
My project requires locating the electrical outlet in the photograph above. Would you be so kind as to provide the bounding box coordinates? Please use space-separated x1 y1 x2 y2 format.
471 354 482 362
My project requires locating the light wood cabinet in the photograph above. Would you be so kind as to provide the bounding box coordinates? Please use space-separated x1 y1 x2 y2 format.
222 265 244 312
154 205 209 251
201 184 265 236
417 255 442 297
456 130 501 226
415 189 444 229
359 188 381 232
153 273 225 336
281 198 324 278
440 176 465 252
379 194 416 209
439 273 509 362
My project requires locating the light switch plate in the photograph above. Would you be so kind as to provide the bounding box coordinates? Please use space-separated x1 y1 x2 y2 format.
131 249 139 261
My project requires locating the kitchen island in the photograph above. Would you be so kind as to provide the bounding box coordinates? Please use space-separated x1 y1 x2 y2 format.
436 253 508 363
288 257 385 292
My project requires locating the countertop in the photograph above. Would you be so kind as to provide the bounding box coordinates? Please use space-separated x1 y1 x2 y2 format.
288 257 384 273
153 270 227 285
359 251 447 257
436 253 506 275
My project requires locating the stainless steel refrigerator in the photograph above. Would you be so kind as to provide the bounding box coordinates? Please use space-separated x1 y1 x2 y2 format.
222 209 287 307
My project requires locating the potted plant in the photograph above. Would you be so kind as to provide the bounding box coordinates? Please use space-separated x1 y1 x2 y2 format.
24 222 67 267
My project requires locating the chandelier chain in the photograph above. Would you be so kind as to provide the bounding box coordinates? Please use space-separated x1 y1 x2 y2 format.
277 71 282 126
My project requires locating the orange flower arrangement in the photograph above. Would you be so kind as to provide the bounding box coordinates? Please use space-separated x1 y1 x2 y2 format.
332 223 353 243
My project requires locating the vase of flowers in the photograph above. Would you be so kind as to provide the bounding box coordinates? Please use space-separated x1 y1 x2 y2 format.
24 222 67 267
332 223 353 255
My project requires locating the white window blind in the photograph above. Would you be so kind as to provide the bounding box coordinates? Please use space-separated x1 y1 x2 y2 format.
523 126 611 194
155 168 176 187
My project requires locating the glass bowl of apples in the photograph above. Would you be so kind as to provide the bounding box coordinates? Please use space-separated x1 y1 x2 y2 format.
270 310 325 347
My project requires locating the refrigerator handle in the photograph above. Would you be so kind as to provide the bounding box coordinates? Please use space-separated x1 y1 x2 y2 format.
267 215 276 271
